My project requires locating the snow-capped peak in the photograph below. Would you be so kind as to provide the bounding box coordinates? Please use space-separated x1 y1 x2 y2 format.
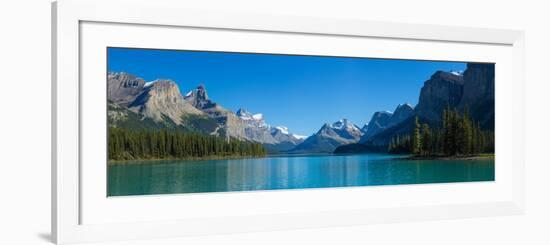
450 70 464 76
292 134 308 140
236 108 252 118
330 119 360 132
397 103 414 110
237 108 267 127
252 113 263 120
274 126 289 134
184 90 193 97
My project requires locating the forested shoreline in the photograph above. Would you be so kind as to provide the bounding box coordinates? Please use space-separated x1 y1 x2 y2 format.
108 127 267 161
388 107 494 157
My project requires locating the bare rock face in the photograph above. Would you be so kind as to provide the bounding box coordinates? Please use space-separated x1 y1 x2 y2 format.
415 64 494 128
360 103 414 143
415 71 464 122
129 80 204 124
184 84 217 110
361 111 393 140
270 126 305 144
107 72 146 106
389 103 415 126
183 85 253 139
459 63 495 128
460 63 495 106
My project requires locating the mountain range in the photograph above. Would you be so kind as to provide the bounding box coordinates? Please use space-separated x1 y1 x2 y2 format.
108 62 494 154
337 63 495 153
108 72 307 153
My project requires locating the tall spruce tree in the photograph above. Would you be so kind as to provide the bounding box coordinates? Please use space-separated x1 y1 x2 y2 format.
412 116 422 155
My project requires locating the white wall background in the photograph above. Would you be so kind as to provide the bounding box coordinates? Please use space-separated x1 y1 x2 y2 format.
0 0 548 244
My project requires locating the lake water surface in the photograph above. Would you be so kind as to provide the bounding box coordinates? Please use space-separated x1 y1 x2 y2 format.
108 153 494 196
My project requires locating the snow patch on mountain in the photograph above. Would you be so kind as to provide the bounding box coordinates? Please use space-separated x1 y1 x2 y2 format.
252 113 263 120
292 134 308 140
275 126 289 135
450 70 464 76
143 80 158 88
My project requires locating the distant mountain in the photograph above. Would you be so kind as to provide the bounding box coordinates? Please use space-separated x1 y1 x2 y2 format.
361 111 392 140
291 119 363 153
389 103 415 126
264 126 306 152
360 103 414 143
360 124 369 134
236 108 268 128
234 108 304 151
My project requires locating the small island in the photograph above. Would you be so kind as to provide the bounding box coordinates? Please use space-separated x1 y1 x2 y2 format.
336 107 494 160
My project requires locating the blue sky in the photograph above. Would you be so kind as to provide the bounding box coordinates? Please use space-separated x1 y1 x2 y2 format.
108 47 466 136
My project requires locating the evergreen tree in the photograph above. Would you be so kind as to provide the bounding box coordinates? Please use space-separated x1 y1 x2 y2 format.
421 123 431 156
411 116 422 155
108 127 267 161
388 108 494 157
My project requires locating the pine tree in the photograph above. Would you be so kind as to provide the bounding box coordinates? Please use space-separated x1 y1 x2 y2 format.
412 116 422 155
421 123 431 156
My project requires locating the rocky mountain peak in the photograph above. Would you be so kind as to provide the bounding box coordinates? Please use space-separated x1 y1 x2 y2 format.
415 70 465 122
184 84 216 110
331 119 362 134
236 108 252 118
129 79 204 124
395 103 414 111
236 108 267 128
107 72 146 106
291 119 363 153
360 123 369 133
273 126 289 135
360 103 415 142
430 70 465 84
319 119 363 139
390 103 415 125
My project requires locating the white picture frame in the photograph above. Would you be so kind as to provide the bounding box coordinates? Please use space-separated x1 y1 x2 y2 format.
52 0 525 244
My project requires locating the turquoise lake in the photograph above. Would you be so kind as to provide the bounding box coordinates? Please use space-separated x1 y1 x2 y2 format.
108 154 495 196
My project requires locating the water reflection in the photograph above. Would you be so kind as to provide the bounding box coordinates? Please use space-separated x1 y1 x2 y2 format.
108 154 495 196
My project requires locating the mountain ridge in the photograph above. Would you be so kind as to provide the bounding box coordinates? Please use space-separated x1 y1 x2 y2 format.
107 72 303 152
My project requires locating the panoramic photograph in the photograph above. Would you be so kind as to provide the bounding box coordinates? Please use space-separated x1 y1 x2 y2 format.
106 47 495 196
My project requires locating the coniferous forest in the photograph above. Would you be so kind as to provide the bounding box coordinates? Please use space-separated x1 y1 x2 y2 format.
108 127 267 161
388 107 494 157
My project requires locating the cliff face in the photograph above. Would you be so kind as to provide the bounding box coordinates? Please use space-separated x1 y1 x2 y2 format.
184 84 217 110
360 103 414 143
359 63 494 148
460 64 495 104
459 63 495 129
128 80 204 125
361 111 393 140
107 72 146 106
415 71 464 123
415 64 494 128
